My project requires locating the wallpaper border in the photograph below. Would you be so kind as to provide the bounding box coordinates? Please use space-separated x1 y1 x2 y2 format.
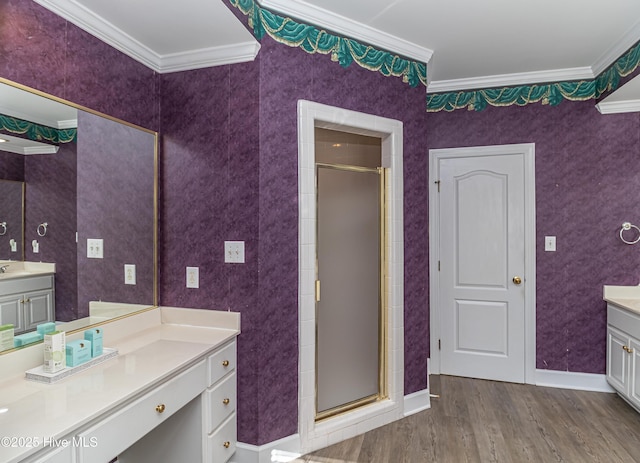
0 113 77 144
228 0 428 88
427 40 640 112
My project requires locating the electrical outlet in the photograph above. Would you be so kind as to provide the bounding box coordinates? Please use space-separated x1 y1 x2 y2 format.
186 267 199 289
124 264 136 285
225 241 245 263
87 238 104 259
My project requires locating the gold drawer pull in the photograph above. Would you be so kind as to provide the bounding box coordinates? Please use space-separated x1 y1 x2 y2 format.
155 404 166 413
223 441 231 449
222 398 230 405
624 345 634 354
222 360 230 367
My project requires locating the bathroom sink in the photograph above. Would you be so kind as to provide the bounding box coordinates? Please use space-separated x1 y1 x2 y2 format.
0 261 56 279
0 270 32 279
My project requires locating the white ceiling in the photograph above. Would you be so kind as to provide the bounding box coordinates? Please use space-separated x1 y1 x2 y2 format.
29 0 640 93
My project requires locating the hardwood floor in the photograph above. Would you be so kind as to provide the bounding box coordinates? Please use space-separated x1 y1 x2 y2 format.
295 375 640 462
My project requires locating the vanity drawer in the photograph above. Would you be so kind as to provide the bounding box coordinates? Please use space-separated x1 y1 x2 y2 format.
77 360 206 462
208 340 236 386
0 275 53 294
31 444 74 463
207 414 236 463
206 372 236 433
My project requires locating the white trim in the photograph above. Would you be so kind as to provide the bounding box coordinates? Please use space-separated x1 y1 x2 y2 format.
596 99 640 114
32 0 260 73
232 435 302 463
591 19 640 77
297 100 404 455
403 389 431 417
157 42 261 74
428 144 537 385
535 370 616 393
261 0 433 64
427 67 594 94
231 389 432 463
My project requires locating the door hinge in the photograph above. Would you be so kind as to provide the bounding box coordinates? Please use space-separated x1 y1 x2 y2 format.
438 339 441 350
315 280 321 302
435 180 441 193
438 260 441 271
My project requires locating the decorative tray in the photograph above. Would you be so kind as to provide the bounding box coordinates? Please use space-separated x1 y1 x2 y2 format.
25 348 118 384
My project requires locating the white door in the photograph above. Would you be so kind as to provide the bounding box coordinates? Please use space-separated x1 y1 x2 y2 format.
434 145 534 383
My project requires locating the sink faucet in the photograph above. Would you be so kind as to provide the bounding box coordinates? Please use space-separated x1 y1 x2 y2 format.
0 264 9 274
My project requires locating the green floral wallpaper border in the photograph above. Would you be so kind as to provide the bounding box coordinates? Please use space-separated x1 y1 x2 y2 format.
427 40 640 112
0 113 76 144
228 0 427 88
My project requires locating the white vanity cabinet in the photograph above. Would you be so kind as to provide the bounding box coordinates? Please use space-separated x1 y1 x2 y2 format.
0 307 239 463
29 446 74 463
0 275 54 334
115 340 238 463
606 303 640 411
205 340 237 462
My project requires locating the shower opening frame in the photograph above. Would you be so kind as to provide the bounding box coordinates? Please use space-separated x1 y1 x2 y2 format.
297 100 404 454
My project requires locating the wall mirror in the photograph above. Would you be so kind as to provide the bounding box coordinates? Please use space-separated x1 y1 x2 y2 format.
0 78 157 353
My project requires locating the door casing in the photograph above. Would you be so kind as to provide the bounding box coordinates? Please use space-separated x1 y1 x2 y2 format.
298 100 404 454
428 144 536 384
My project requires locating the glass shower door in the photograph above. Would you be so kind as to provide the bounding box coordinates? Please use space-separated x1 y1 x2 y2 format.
315 163 385 420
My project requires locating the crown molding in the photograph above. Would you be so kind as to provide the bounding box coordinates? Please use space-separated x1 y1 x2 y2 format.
23 145 59 155
33 0 260 74
596 99 640 114
0 105 77 130
33 0 161 70
157 42 261 74
427 67 595 94
592 19 640 77
259 0 433 64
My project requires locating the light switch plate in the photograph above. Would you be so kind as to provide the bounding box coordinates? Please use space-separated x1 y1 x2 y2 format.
545 236 556 252
87 238 104 259
186 267 199 289
225 241 245 263
124 264 136 285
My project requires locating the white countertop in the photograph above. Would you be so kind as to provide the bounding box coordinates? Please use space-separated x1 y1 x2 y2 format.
603 285 640 315
0 307 240 463
0 261 55 281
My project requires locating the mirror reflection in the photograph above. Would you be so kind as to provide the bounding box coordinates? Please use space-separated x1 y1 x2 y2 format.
0 180 23 260
0 80 157 352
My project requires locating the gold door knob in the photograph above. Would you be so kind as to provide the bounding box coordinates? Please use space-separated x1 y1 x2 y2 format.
512 276 522 285
155 404 166 413
223 441 231 449
222 398 230 405
222 360 230 367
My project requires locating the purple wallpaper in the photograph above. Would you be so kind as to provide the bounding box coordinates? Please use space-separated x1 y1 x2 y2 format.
77 111 155 314
0 179 23 260
427 102 640 374
24 142 78 320
159 62 262 443
0 150 24 181
0 0 159 131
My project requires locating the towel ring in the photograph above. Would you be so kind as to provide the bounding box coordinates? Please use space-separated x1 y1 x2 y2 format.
0 222 6 236
620 222 640 245
37 222 48 237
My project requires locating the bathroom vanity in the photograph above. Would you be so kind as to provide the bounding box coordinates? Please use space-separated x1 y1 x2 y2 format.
0 306 240 463
0 262 55 335
604 286 640 412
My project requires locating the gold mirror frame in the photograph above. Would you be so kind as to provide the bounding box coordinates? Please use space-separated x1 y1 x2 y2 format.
0 77 158 354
